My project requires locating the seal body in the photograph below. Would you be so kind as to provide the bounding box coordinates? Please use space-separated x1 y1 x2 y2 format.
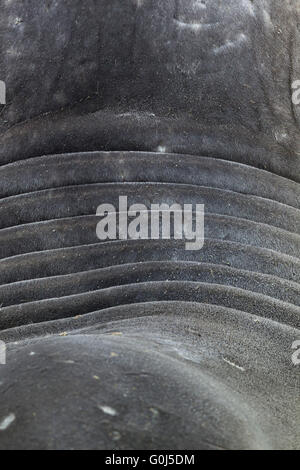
0 0 299 450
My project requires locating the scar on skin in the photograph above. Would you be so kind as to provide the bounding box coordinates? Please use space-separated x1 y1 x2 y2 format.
0 413 16 431
174 19 219 32
99 406 118 417
223 358 246 372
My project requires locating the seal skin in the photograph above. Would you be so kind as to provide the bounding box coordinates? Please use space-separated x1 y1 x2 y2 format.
0 0 299 450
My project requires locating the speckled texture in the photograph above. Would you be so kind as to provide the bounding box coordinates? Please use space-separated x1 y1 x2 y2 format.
0 0 299 450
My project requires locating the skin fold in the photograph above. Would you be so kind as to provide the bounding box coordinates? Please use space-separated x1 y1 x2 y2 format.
0 0 299 450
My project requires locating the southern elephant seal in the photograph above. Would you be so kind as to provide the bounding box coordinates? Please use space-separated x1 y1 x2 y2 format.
0 0 299 450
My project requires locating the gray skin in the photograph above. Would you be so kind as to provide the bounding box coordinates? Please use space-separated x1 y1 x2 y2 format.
0 0 299 450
